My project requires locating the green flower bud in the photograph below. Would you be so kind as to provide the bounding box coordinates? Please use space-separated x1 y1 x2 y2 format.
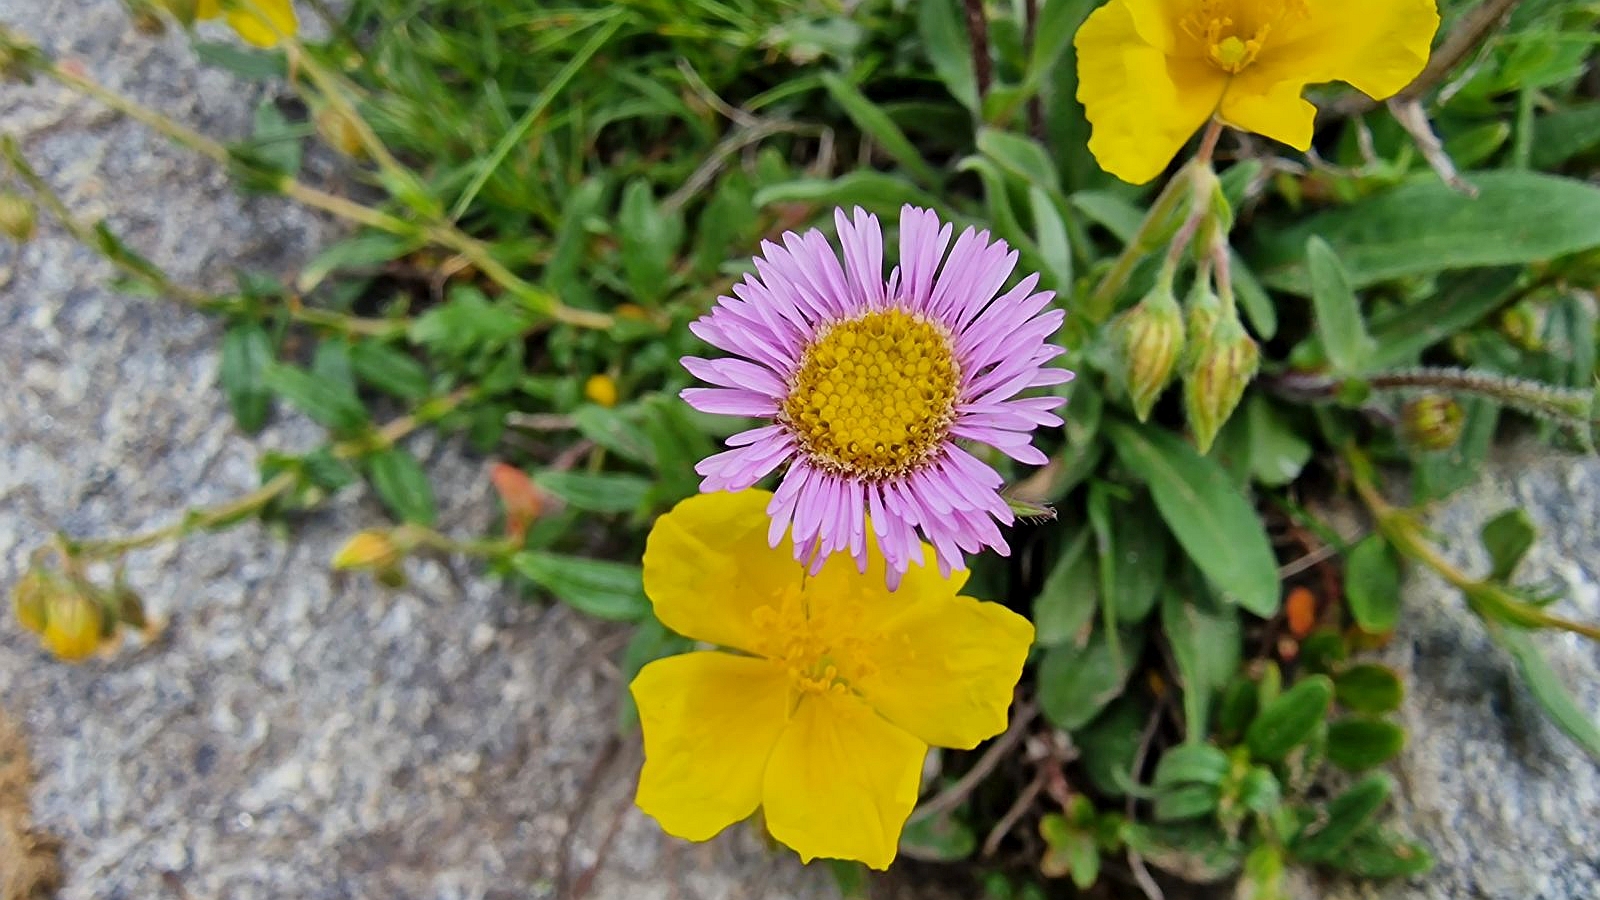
1400 394 1464 452
0 190 36 242
1112 283 1185 421
1183 309 1260 454
1497 304 1541 351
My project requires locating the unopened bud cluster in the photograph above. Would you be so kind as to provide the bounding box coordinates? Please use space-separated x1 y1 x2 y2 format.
11 563 149 662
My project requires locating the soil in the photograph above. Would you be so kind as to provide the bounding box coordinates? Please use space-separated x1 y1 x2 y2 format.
0 705 60 900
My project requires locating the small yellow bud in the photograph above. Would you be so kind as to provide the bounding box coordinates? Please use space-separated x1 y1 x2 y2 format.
584 374 619 408
11 568 51 635
331 530 402 571
40 589 104 662
1182 310 1260 454
1497 304 1541 351
0 190 37 242
1112 283 1185 421
314 105 367 159
1400 395 1465 452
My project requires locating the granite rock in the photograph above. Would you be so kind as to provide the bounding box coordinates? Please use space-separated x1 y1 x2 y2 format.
0 1 835 897
1304 443 1600 900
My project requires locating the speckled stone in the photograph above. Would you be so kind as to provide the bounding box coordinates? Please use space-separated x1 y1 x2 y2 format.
1304 443 1600 900
0 2 835 898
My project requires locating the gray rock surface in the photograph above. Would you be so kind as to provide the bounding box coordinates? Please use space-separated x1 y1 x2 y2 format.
1306 444 1600 900
0 2 837 898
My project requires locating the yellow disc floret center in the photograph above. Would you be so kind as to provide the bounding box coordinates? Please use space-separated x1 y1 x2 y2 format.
751 591 879 699
1183 0 1305 74
779 308 960 481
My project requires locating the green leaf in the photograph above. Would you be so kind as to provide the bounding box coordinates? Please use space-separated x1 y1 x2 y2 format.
1231 251 1278 341
248 98 303 177
899 813 976 862
1038 625 1145 731
1291 774 1393 863
916 0 978 112
366 448 436 525
1153 783 1220 822
1531 100 1600 169
1480 508 1537 582
220 322 273 434
534 471 651 515
1029 186 1074 291
1246 396 1311 488
261 362 370 434
1076 697 1147 799
821 73 938 186
1255 173 1600 294
1107 422 1280 616
1326 718 1406 772
1033 526 1098 646
1245 675 1333 763
1305 236 1375 375
752 171 945 218
573 405 655 466
617 178 682 306
1039 814 1100 888
1122 822 1243 883
408 286 529 358
349 341 430 401
296 232 415 293
1344 535 1401 633
1109 496 1168 623
192 41 285 79
1489 624 1600 762
1335 826 1434 878
1333 664 1404 714
1153 743 1230 788
1366 268 1521 369
1161 587 1241 743
977 128 1061 193
512 551 648 622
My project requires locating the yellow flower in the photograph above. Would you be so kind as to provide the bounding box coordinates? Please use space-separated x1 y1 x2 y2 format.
631 490 1034 870
195 0 297 48
1075 0 1439 184
583 373 619 408
40 588 105 662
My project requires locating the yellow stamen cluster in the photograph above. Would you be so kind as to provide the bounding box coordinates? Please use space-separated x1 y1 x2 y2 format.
1182 0 1305 73
752 595 879 698
779 309 960 480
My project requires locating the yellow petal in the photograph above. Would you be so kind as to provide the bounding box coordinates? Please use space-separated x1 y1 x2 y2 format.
195 0 221 18
225 0 298 48
1218 70 1316 150
761 691 926 870
1075 0 1228 184
642 490 802 653
1253 0 1439 101
855 593 1034 749
632 652 792 842
801 531 967 638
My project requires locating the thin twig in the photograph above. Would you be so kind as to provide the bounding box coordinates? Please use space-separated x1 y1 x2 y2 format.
1388 98 1477 196
907 699 1038 825
981 769 1045 858
962 0 993 102
1023 0 1045 141
1123 698 1167 900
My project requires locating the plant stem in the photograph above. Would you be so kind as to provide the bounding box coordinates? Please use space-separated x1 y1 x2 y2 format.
2 137 404 338
1084 161 1201 323
1345 445 1600 643
30 39 614 331
962 0 993 103
71 388 474 561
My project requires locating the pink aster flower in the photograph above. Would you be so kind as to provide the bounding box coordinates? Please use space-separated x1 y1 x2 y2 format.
681 206 1072 585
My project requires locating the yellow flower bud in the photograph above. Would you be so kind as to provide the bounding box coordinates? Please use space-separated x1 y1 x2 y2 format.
314 105 367 160
40 589 105 662
11 568 51 635
0 190 36 243
1400 395 1464 452
1183 311 1259 454
584 374 619 408
1112 283 1185 421
1497 304 1541 351
331 530 401 571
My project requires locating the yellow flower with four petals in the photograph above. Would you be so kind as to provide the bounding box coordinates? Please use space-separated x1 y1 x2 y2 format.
1075 0 1440 183
631 489 1034 869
